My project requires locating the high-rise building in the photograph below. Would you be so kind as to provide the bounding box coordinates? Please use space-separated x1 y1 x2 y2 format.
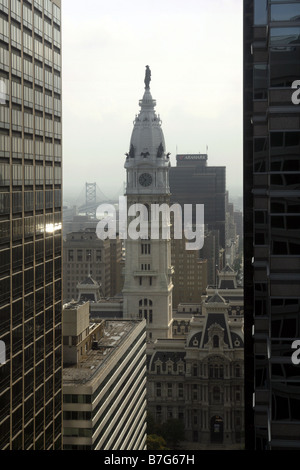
122 66 174 342
63 228 123 302
63 229 110 301
244 0 300 450
169 154 226 248
0 0 62 450
171 236 207 308
62 300 147 450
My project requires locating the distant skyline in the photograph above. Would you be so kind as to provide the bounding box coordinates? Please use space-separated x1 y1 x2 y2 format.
62 0 243 204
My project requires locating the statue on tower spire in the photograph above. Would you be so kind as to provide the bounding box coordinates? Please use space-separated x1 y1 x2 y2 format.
144 65 151 89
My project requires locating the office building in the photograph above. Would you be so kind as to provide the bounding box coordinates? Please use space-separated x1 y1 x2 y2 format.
62 300 147 450
0 0 62 449
63 229 111 302
171 236 207 308
169 154 226 248
244 0 300 450
63 228 123 302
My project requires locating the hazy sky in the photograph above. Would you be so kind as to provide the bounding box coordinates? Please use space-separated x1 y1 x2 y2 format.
62 0 243 204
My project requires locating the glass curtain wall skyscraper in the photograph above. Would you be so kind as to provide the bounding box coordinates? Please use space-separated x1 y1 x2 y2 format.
244 0 300 450
0 0 62 450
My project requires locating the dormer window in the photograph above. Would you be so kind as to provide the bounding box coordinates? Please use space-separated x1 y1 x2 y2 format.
213 335 219 348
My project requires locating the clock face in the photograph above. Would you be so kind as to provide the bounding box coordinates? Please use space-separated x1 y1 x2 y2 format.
139 173 152 187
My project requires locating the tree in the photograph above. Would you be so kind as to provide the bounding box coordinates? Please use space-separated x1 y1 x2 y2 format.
146 434 168 450
161 419 185 448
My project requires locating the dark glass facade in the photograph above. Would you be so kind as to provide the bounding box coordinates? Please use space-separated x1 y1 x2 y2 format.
169 155 226 248
244 0 300 450
0 0 62 449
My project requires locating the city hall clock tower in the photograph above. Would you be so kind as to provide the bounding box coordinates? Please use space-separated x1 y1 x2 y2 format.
123 67 173 341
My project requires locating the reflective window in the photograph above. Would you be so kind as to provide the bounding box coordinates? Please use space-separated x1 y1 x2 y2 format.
254 137 268 172
12 165 22 186
45 190 53 209
0 221 10 245
0 277 10 305
24 165 34 185
24 192 34 212
12 219 23 242
12 192 22 214
0 193 10 216
253 64 268 100
35 264 44 289
36 191 44 211
271 4 300 22
254 0 267 25
0 163 10 185
270 46 300 87
24 217 34 238
35 239 44 262
24 243 34 266
0 248 10 275
270 27 300 46
12 272 23 299
24 268 34 294
270 131 300 172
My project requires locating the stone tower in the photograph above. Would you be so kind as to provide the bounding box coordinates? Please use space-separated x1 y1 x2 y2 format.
122 67 173 342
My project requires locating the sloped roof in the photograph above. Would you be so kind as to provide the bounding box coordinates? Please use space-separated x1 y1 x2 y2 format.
207 292 226 304
78 275 99 286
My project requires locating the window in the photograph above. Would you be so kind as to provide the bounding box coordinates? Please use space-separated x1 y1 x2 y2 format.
86 249 91 261
271 4 300 23
167 383 172 398
156 383 161 397
235 365 241 378
213 335 219 348
213 386 221 403
270 27 300 46
254 0 267 25
156 406 162 423
138 298 153 323
141 242 151 254
253 64 268 100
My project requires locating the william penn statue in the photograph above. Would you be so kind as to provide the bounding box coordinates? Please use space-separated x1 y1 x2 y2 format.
144 65 151 89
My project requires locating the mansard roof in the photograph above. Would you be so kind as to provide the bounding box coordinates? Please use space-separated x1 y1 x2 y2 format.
149 351 186 372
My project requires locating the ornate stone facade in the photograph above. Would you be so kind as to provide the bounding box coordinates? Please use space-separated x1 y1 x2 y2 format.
147 268 244 448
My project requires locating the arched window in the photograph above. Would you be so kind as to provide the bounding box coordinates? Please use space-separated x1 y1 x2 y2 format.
213 335 219 348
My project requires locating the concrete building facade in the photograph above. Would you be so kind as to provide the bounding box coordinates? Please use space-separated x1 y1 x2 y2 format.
62 300 147 450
